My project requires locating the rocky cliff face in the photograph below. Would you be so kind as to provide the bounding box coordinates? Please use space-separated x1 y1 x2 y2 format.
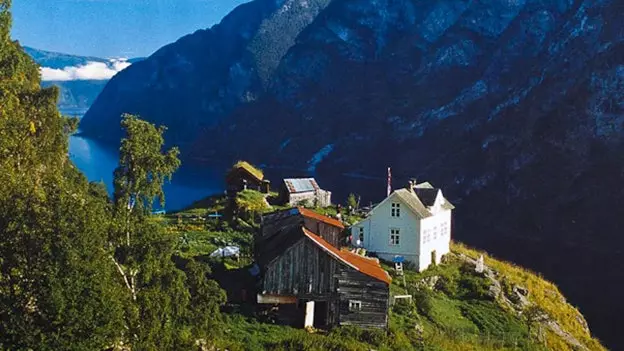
80 0 333 147
81 0 623 347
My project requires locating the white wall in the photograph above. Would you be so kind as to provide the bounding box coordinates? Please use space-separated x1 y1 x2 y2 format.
417 209 451 271
352 193 422 264
350 193 453 272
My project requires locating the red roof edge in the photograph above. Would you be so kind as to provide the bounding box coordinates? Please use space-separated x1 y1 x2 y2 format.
297 207 345 229
302 228 391 284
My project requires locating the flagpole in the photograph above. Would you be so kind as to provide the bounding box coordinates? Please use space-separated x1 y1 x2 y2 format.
387 167 391 197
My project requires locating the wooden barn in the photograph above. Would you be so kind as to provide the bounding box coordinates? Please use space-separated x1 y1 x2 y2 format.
225 161 270 196
255 208 391 329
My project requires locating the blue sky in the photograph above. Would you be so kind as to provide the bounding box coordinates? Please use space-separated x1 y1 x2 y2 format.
10 0 248 58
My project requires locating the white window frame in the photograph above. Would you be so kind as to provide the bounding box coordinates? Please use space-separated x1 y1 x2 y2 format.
358 227 364 243
391 202 401 217
349 300 362 312
389 228 400 246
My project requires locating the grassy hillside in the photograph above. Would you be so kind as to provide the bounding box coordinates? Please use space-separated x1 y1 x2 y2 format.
161 197 605 351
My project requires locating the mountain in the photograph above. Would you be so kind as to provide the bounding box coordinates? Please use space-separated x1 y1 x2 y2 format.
80 0 333 146
23 46 110 68
80 0 623 348
24 47 143 115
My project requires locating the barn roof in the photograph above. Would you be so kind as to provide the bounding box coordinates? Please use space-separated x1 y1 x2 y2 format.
297 207 344 229
283 178 320 193
303 228 391 284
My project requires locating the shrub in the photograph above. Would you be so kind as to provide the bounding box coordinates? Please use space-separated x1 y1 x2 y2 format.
458 274 491 300
437 275 459 297
412 289 434 317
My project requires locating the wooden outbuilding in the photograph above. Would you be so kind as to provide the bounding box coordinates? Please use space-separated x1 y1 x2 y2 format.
225 161 270 196
255 208 391 329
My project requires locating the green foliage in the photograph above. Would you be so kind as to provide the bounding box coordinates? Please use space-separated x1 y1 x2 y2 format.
412 289 434 316
183 260 227 341
453 243 605 350
113 113 180 214
0 1 11 41
346 193 358 209
107 115 229 349
235 189 270 217
0 4 128 349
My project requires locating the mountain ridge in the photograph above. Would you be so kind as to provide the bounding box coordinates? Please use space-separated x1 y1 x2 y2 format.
24 46 143 115
79 0 624 348
80 0 333 145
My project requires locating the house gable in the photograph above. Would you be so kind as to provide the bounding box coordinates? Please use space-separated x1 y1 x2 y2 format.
367 190 431 220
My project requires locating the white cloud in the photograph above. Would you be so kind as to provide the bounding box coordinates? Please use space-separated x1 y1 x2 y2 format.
40 58 132 81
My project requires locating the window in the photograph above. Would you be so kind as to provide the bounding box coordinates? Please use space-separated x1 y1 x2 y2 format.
349 300 362 312
441 222 449 237
390 228 400 246
423 229 431 243
391 202 401 217
433 225 438 240
358 227 364 243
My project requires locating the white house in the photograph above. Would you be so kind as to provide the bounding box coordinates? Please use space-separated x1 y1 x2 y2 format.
350 181 454 272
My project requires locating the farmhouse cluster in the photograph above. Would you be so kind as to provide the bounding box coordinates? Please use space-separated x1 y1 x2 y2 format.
225 162 454 330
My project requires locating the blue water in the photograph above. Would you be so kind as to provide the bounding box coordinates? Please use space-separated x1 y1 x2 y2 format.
68 132 225 211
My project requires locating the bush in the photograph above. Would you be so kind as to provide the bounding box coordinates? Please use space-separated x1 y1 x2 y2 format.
437 275 459 296
393 298 417 316
458 274 491 300
412 289 434 317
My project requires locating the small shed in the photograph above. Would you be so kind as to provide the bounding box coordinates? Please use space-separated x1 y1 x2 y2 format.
225 161 270 196
281 178 331 207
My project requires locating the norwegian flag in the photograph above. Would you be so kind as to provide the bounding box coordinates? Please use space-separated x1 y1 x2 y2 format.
387 167 392 197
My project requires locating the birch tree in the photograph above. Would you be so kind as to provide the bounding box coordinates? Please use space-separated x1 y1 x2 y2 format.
110 114 191 349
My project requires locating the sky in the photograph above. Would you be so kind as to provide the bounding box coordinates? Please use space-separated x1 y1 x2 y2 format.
10 0 249 58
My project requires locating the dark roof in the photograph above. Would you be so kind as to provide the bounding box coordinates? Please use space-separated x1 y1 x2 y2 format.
256 212 303 267
413 181 454 209
303 228 391 284
414 188 440 207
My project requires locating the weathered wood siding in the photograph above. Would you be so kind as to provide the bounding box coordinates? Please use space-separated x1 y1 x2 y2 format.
303 217 342 248
262 239 337 298
336 267 389 329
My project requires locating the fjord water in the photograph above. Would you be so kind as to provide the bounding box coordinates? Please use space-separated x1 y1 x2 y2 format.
68 127 224 211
